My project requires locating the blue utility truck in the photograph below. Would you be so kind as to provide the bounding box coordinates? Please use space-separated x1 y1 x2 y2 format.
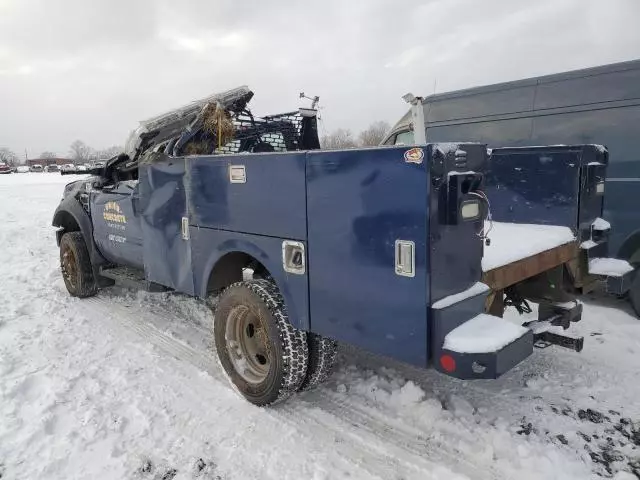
53 87 583 405
383 59 640 315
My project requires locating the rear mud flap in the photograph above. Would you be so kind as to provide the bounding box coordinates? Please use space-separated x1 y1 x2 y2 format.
430 289 533 380
605 269 636 295
582 240 636 295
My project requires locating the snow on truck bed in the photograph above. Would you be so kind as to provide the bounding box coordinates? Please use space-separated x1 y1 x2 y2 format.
443 314 528 354
482 222 576 272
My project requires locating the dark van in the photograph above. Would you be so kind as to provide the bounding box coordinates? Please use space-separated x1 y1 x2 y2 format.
384 59 640 312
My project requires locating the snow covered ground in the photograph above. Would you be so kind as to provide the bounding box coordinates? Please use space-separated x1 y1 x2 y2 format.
1 173 639 480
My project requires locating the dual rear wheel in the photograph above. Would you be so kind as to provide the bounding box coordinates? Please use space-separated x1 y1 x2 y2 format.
214 280 338 406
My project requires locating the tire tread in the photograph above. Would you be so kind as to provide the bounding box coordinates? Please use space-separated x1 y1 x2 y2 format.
300 333 338 391
60 232 97 298
217 279 308 405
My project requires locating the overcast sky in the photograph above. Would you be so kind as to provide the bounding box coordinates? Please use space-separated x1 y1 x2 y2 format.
1 0 639 158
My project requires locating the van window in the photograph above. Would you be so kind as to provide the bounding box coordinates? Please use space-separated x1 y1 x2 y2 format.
394 131 415 145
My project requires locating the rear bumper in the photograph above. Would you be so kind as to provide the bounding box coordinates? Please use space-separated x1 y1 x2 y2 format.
430 286 533 380
605 268 636 295
430 284 586 380
581 236 636 295
439 317 533 380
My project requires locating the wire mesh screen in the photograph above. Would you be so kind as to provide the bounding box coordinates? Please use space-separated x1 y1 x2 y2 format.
210 110 305 155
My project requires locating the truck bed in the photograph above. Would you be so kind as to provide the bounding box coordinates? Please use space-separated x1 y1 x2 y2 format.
482 222 576 291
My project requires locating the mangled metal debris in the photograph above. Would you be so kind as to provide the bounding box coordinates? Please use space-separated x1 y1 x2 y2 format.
124 86 319 163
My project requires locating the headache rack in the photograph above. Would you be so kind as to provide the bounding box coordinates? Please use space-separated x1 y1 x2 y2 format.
210 110 315 155
125 86 320 163
92 87 321 185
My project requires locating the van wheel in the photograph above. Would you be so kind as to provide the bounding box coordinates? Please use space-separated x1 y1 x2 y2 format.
214 280 308 406
629 274 640 318
299 333 338 391
59 232 97 298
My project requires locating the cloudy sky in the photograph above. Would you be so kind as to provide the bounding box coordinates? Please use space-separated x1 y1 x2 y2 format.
1 0 639 158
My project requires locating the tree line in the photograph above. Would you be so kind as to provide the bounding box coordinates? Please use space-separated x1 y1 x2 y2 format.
321 121 390 149
0 141 123 166
0 122 391 167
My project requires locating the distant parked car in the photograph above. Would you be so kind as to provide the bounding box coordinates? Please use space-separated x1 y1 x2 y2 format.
95 161 105 168
45 165 60 173
61 164 76 173
0 162 12 174
29 165 44 173
15 166 30 173
76 165 88 172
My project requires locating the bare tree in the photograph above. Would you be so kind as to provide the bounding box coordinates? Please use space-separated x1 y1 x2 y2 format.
96 146 123 160
69 140 92 164
321 129 358 149
0 148 19 167
40 151 57 159
358 121 390 147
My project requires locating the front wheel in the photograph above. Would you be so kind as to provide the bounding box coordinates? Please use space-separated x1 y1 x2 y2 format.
214 280 308 406
59 232 97 298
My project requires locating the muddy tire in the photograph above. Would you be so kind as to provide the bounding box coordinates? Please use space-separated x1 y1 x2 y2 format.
299 333 338 392
214 280 308 406
59 232 97 298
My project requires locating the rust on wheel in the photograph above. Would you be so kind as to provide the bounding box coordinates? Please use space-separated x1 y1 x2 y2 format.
225 305 272 384
61 244 78 290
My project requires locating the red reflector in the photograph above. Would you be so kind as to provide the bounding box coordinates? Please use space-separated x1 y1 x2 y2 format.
440 354 456 373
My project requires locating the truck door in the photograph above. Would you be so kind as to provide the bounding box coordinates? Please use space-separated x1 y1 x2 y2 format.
91 180 144 269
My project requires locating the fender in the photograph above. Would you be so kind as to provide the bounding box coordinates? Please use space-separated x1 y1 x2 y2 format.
52 194 109 278
191 229 310 331
617 230 640 265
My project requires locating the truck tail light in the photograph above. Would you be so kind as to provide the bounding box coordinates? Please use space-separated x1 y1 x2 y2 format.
440 354 456 373
596 181 605 195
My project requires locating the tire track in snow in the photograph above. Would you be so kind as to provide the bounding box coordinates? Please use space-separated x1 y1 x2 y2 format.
80 298 393 480
82 296 501 480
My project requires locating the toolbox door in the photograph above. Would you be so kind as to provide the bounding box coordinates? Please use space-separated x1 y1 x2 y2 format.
306 147 430 367
485 148 580 229
139 158 194 294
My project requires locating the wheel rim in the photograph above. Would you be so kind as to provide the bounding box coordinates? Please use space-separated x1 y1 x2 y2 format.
61 245 77 290
225 305 271 384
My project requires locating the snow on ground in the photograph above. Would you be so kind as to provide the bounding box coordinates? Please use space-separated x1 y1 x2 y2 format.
1 173 639 479
483 222 576 271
